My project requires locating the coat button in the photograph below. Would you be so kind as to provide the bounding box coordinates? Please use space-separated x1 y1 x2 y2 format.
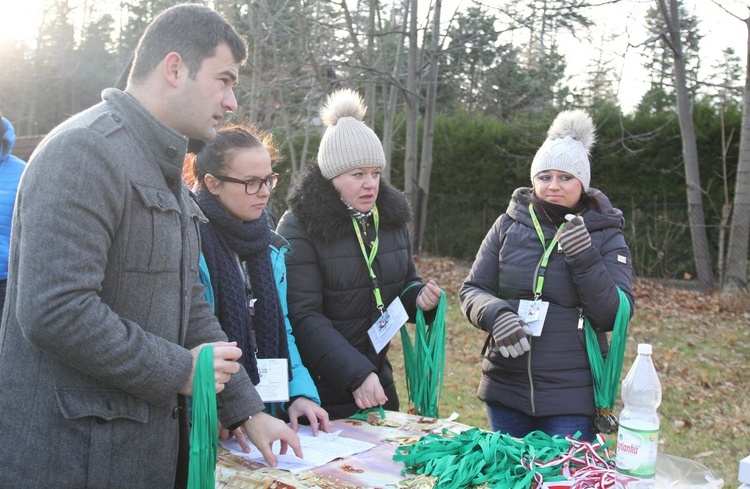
166 146 178 158
172 406 180 419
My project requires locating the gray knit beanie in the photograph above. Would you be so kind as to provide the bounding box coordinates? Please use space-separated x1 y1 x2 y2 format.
317 88 386 180
530 109 596 191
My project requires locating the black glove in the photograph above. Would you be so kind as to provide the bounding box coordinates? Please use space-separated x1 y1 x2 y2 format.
556 215 591 257
492 311 532 358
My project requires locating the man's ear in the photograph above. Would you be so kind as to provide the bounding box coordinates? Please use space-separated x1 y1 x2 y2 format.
163 52 184 88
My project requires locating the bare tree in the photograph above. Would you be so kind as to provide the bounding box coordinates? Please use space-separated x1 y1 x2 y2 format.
655 0 714 290
713 4 750 291
381 0 409 182
415 0 442 252
403 0 420 207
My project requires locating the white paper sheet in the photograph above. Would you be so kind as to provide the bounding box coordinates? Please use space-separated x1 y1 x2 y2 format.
218 425 376 473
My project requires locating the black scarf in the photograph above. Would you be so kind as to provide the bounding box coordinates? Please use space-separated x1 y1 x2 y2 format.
195 187 289 385
531 193 589 227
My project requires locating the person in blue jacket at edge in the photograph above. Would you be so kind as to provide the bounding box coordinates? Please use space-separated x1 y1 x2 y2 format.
0 111 26 320
183 124 329 450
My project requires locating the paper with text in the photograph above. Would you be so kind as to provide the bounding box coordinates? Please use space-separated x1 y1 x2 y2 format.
219 425 376 473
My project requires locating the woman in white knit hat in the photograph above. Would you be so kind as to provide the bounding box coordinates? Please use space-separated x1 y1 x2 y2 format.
276 88 443 419
459 110 634 441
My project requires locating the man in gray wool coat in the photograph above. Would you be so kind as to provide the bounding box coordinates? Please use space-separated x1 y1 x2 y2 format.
0 4 301 488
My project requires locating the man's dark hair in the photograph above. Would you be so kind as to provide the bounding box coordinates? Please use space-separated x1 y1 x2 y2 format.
127 4 247 84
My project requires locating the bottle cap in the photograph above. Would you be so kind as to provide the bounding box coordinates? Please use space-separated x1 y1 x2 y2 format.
638 343 652 354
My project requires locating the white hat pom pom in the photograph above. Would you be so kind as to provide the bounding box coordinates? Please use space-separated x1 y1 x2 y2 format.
320 88 367 127
547 109 596 153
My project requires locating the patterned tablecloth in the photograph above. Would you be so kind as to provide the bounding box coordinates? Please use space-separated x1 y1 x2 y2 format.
214 410 472 489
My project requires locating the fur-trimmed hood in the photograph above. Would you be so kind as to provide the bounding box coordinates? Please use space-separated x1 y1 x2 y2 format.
284 163 413 242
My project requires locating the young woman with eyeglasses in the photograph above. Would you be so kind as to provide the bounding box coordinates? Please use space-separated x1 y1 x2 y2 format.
183 124 329 446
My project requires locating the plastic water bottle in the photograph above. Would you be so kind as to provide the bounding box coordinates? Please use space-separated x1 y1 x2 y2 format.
615 343 662 488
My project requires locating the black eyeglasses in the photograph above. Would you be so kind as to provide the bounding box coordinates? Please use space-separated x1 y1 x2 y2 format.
211 172 279 195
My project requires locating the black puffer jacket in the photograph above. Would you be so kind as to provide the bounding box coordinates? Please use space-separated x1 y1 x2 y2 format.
459 187 634 418
277 165 427 419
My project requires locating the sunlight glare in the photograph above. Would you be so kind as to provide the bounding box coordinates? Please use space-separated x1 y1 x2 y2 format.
0 1 44 45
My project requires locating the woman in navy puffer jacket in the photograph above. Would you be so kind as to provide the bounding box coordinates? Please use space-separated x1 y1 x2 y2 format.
460 110 634 442
0 113 27 318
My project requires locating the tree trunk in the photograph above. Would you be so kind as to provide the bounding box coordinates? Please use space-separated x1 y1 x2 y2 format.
415 0 441 253
382 0 409 182
403 0 420 207
658 0 714 290
724 16 750 292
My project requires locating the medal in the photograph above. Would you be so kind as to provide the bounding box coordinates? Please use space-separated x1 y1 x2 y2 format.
593 408 618 434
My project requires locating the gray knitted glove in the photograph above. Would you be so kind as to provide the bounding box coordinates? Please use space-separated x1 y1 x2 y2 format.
492 311 532 358
556 215 591 257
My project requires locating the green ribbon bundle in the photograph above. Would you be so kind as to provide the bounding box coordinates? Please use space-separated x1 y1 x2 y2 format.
394 427 577 489
400 291 447 418
584 287 632 424
187 345 218 489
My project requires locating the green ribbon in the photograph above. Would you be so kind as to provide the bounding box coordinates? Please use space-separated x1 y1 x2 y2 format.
348 405 387 421
187 345 218 489
394 427 595 489
584 286 632 411
400 291 447 418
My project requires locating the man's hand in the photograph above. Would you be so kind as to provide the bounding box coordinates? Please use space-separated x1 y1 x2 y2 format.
218 422 253 452
416 280 443 311
242 411 303 467
179 342 242 396
352 372 387 410
492 311 532 358
556 215 591 257
287 397 330 435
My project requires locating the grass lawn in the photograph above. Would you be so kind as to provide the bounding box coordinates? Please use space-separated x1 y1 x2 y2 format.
390 257 750 486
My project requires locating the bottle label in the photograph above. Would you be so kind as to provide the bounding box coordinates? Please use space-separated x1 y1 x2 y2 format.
615 421 659 477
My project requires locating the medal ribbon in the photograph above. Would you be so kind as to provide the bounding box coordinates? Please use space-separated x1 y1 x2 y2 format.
187 345 218 489
400 291 447 418
584 287 631 413
528 204 565 298
393 426 615 488
352 204 384 312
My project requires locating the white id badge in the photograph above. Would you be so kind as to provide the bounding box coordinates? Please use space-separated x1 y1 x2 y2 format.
368 297 409 353
517 299 549 337
255 358 289 403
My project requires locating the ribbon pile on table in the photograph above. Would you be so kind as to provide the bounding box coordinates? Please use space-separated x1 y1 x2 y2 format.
393 427 618 489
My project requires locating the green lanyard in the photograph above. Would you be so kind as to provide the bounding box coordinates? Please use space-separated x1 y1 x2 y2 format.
400 291 447 418
585 287 632 432
187 345 218 489
394 427 607 489
528 203 565 299
352 204 384 312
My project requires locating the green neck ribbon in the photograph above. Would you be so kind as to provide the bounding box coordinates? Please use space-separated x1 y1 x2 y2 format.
352 204 384 311
584 286 632 413
400 291 447 418
394 426 612 489
187 345 218 489
528 204 565 298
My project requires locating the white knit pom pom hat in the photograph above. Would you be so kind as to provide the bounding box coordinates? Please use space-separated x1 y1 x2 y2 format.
530 109 596 191
317 88 386 180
